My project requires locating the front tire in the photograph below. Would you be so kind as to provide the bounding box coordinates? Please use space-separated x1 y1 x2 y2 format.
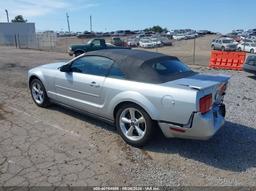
221 46 225 51
115 104 154 147
250 49 254 54
30 79 50 108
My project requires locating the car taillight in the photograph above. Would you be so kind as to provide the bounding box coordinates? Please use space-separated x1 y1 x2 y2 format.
199 94 212 114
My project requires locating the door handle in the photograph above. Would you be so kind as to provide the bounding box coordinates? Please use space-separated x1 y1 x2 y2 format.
90 81 100 88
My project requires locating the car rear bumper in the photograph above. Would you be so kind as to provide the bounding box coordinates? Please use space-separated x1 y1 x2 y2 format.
158 104 225 140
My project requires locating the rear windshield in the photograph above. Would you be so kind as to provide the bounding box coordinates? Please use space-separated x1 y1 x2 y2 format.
136 58 195 83
151 59 191 75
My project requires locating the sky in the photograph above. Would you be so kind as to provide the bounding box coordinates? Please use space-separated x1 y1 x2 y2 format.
0 0 255 33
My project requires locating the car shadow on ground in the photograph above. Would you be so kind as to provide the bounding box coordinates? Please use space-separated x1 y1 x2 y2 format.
48 104 116 133
144 121 256 172
47 104 256 172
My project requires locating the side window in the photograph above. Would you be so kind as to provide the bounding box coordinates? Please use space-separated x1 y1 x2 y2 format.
70 57 87 73
84 56 113 76
91 40 101 47
150 59 191 75
70 56 113 76
108 63 126 79
153 63 167 71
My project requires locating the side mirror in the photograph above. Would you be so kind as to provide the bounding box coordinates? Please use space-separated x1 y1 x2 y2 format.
60 64 71 72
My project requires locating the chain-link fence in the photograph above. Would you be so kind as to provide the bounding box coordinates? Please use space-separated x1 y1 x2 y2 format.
0 34 217 66
0 34 36 49
0 32 59 50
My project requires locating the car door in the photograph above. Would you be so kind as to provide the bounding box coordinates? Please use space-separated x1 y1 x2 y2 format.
54 56 113 113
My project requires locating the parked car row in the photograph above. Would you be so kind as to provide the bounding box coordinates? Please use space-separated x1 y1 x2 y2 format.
211 37 256 54
76 30 162 39
124 29 210 48
111 35 173 49
136 36 173 48
171 29 215 41
220 28 256 48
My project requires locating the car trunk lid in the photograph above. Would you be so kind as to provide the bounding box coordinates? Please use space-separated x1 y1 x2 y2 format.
180 73 229 90
162 73 230 90
162 73 230 111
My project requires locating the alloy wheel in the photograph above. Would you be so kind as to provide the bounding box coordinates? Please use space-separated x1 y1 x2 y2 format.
119 108 147 141
31 81 44 105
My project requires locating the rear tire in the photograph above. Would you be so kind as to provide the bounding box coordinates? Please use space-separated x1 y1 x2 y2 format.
115 103 154 147
30 79 50 108
211 45 215 50
250 49 254 54
238 47 242 51
221 46 225 51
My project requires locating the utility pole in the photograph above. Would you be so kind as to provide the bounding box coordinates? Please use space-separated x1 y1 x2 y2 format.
66 12 71 34
193 38 196 65
90 15 92 32
5 9 9 23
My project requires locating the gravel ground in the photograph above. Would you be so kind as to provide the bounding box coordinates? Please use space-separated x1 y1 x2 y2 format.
0 46 256 187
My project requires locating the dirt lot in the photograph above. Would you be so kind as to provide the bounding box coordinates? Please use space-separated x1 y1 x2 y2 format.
53 35 217 66
0 46 256 187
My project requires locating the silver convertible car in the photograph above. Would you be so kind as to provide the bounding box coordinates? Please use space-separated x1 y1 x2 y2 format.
28 49 230 146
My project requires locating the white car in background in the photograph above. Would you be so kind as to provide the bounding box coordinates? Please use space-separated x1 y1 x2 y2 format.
127 37 139 47
185 32 198 39
173 34 187 40
237 43 256 54
150 37 162 47
139 38 156 48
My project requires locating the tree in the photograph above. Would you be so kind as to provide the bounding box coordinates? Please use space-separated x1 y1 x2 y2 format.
11 15 27 23
144 25 168 33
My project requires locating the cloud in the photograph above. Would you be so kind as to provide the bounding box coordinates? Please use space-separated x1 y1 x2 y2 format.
69 2 100 11
0 0 99 18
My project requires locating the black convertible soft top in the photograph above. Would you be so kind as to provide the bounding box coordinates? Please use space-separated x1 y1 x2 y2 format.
85 49 195 83
85 49 177 65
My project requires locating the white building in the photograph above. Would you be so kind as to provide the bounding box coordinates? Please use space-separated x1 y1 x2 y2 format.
0 22 36 48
